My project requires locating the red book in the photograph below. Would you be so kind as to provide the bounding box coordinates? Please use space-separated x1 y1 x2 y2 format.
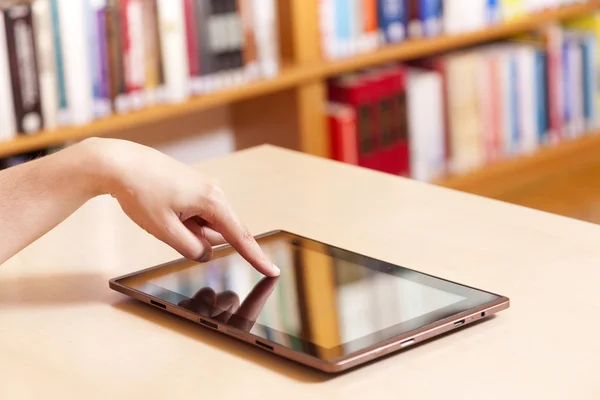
545 25 564 144
329 74 380 171
183 0 200 77
366 65 410 176
327 103 359 165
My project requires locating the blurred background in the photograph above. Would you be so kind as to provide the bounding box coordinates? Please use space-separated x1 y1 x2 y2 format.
1 0 600 223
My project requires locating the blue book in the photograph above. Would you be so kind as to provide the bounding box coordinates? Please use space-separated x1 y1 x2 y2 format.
535 51 549 144
377 0 406 43
562 40 572 136
50 0 68 118
581 34 597 129
487 0 500 24
420 0 442 37
335 0 353 56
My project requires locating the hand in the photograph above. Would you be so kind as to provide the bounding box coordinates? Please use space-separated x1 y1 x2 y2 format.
86 138 279 277
178 276 279 332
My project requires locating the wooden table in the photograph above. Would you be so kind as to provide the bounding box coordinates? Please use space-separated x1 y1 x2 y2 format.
2 145 599 399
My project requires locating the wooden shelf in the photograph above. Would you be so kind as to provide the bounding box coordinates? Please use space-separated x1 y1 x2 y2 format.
438 132 600 197
0 1 599 159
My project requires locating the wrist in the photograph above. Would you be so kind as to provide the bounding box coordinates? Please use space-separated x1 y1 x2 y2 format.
72 137 122 198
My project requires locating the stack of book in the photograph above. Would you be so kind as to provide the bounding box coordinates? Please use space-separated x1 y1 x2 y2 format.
0 0 280 142
327 15 600 182
319 0 590 60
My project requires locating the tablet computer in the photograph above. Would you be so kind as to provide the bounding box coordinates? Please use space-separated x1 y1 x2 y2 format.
109 230 509 373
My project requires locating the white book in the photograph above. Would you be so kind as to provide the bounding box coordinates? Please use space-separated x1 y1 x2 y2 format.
32 0 59 131
125 0 147 110
444 0 486 34
407 68 446 182
254 0 279 77
58 0 94 125
515 45 538 154
350 0 362 54
0 14 16 141
156 0 190 103
569 40 585 137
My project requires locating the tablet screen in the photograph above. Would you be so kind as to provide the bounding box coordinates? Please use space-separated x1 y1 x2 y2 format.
115 231 500 360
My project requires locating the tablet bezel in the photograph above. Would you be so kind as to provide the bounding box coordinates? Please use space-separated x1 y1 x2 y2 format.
109 230 510 373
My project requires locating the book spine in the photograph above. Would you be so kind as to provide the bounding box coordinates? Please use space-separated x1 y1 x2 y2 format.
156 0 190 103
535 51 549 144
487 0 501 24
49 0 69 125
57 0 94 125
562 38 572 137
509 53 519 154
105 0 129 113
319 0 337 60
377 0 406 44
570 38 584 136
195 0 214 91
253 0 278 77
0 12 17 141
362 0 379 52
32 0 59 131
87 0 108 119
327 103 359 165
229 0 245 85
421 0 442 37
125 0 146 109
184 0 200 85
489 55 503 160
238 0 259 80
407 0 422 38
582 35 597 129
142 0 164 104
479 56 495 162
4 4 44 134
546 25 563 143
335 0 352 57
96 3 112 115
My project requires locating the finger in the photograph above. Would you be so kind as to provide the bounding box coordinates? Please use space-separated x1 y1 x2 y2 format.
199 196 279 277
163 213 213 262
178 287 216 316
229 277 279 332
211 290 240 324
183 218 226 247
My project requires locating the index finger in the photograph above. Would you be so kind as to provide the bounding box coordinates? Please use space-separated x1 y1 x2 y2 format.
200 195 280 277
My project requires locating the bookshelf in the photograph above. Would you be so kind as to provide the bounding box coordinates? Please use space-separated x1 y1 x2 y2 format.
1 0 600 195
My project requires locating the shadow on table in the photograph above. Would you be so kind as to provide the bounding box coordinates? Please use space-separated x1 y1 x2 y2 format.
112 297 332 384
112 296 499 384
0 273 110 306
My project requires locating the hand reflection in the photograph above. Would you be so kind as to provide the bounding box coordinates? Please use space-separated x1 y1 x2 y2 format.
178 277 279 332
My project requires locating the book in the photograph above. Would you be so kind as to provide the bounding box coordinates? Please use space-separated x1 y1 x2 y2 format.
253 0 279 77
32 0 59 131
89 0 112 118
0 11 16 141
3 3 44 134
105 0 130 113
184 0 200 88
319 0 338 60
362 0 379 52
156 0 190 103
58 0 94 125
49 0 69 125
407 67 445 182
407 0 422 38
238 0 260 78
421 0 443 37
329 73 380 171
141 0 164 104
328 102 360 165
377 0 406 44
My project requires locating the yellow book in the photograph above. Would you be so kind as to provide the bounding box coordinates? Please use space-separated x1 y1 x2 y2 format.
501 0 525 21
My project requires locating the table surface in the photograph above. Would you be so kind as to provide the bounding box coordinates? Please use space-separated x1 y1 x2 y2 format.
2 145 600 399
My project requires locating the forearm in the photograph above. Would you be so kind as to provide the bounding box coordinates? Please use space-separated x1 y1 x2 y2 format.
0 139 107 264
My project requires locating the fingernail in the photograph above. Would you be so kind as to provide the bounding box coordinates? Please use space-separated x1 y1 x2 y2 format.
268 263 281 277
